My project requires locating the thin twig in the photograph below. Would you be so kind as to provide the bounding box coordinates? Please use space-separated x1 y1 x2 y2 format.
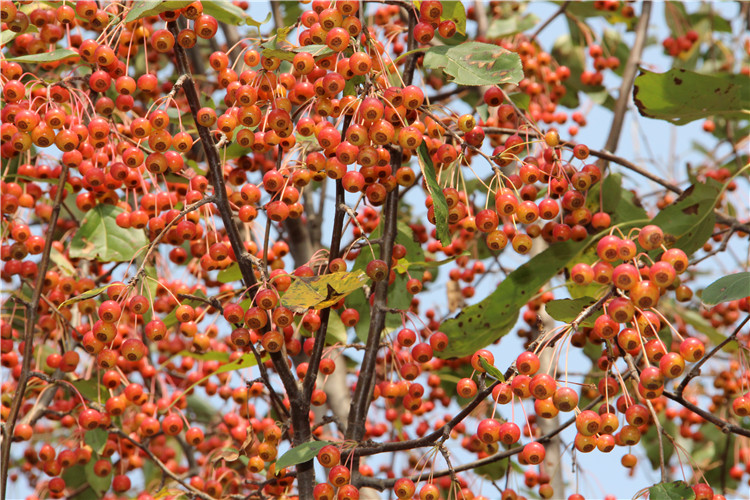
676 314 750 398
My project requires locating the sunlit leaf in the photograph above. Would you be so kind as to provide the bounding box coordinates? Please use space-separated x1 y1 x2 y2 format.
281 271 370 313
69 205 148 262
422 42 523 86
180 353 263 398
441 1 467 35
479 357 505 382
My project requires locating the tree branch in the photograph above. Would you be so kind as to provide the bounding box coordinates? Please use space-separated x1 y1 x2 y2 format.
599 1 652 166
1 162 69 500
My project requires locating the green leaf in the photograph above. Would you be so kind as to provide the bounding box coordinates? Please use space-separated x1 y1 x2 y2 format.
649 180 722 256
440 1 467 35
163 290 207 328
545 297 603 328
218 263 242 283
124 0 192 23
507 92 530 110
280 2 303 28
222 141 253 160
648 481 695 500
246 11 272 28
326 310 348 345
84 456 112 495
71 379 107 402
177 350 230 362
643 414 675 472
422 42 523 86
50 247 75 276
181 353 263 398
84 428 109 455
417 143 450 246
275 441 333 471
702 272 750 306
202 0 246 25
479 357 505 382
6 48 77 63
633 69 750 125
59 283 118 308
486 13 539 38
69 205 148 262
437 238 592 359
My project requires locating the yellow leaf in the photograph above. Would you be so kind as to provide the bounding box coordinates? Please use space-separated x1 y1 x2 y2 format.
281 270 370 313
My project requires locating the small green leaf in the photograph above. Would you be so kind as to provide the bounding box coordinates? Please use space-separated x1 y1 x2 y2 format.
177 350 230 362
545 297 603 328
648 481 696 500
84 457 112 495
84 428 108 455
326 310 348 346
71 379 106 403
702 272 750 306
417 143 451 246
124 0 192 23
423 42 523 86
163 290 207 328
180 353 263 399
633 69 750 125
222 141 253 160
59 284 118 308
218 263 243 283
275 441 333 471
486 13 539 38
6 48 77 63
202 0 246 25
440 1 467 35
50 247 75 276
69 205 148 262
479 357 505 382
246 11 272 28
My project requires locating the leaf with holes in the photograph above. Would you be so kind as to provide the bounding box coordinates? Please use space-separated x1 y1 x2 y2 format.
702 272 750 306
275 441 334 471
6 48 78 63
634 69 750 125
281 271 370 314
417 143 451 246
437 238 593 359
649 179 722 256
69 205 148 262
422 42 523 86
124 0 192 23
648 481 696 500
